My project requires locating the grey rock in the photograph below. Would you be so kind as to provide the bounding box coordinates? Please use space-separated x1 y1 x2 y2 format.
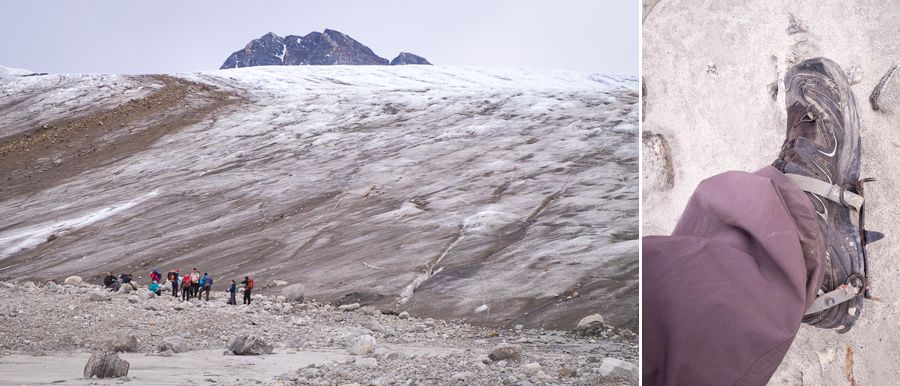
354 357 378 369
83 352 129 378
398 311 410 319
451 371 477 382
521 362 542 374
228 335 273 355
89 291 112 302
576 314 604 328
347 334 376 356
488 345 522 362
103 332 139 352
558 367 577 378
157 337 191 353
282 283 305 302
598 358 638 380
338 303 360 312
64 275 83 286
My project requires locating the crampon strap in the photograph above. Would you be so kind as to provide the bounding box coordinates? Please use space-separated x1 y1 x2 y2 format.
784 173 870 316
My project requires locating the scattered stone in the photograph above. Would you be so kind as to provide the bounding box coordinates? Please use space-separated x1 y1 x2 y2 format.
558 367 577 378
451 371 477 382
641 132 674 192
598 357 638 379
282 283 305 303
273 280 288 286
83 352 129 378
786 13 808 35
870 64 898 112
488 345 522 362
228 335 273 355
354 357 378 369
347 335 376 356
157 337 191 353
339 303 360 312
103 332 139 352
576 314 604 328
398 311 410 319
89 291 112 302
521 362 542 374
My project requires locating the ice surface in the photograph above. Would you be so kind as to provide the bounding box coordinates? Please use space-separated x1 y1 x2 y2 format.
0 65 638 330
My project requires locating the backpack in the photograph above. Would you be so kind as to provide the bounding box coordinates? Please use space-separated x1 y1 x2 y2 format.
247 279 254 290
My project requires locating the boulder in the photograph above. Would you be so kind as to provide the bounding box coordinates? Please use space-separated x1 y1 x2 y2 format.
338 303 360 312
64 276 83 286
103 332 140 352
598 358 638 380
398 311 410 319
228 335 273 355
282 284 305 302
89 291 112 302
156 337 191 353
558 367 578 378
118 284 133 294
488 345 522 362
451 371 477 382
83 352 129 378
347 335 376 356
521 362 542 374
576 313 604 328
354 357 378 369
273 280 288 286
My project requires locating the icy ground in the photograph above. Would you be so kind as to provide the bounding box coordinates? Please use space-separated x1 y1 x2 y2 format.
0 65 638 332
643 1 900 384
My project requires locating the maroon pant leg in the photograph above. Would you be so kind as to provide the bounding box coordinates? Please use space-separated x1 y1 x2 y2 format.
643 166 825 386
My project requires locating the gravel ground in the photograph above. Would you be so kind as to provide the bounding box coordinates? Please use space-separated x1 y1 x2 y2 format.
0 280 637 385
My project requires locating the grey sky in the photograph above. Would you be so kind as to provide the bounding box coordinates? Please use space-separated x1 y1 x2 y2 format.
0 1 637 75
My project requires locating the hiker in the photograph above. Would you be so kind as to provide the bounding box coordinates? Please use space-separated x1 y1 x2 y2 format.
103 272 120 291
643 58 880 385
227 280 237 305
200 272 213 301
149 280 161 296
168 269 180 297
190 268 201 298
181 273 192 301
240 276 254 305
119 273 136 290
150 269 161 284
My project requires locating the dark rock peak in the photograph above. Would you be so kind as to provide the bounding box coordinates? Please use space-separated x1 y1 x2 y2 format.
390 52 432 66
220 29 429 69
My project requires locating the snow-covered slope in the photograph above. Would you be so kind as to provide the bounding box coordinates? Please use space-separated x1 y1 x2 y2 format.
0 65 35 77
0 66 638 331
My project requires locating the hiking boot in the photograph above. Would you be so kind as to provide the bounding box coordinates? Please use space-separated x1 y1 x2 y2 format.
773 57 879 333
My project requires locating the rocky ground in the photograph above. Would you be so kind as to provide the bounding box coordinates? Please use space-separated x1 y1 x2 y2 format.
0 279 637 385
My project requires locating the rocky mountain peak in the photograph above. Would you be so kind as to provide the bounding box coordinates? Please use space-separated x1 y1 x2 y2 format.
391 52 432 66
220 29 430 69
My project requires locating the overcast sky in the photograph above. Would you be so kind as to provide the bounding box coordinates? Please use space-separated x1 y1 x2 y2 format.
0 1 637 75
